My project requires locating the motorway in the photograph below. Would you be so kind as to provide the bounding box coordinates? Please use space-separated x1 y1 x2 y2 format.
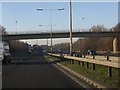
2 52 85 89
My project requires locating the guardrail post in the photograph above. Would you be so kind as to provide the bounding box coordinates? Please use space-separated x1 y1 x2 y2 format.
72 60 74 64
78 61 80 65
107 55 109 61
84 54 86 58
70 59 72 63
60 56 64 61
82 61 84 67
64 58 67 62
92 63 95 70
86 62 89 68
93 55 95 59
68 59 70 63
108 67 112 77
79 55 82 58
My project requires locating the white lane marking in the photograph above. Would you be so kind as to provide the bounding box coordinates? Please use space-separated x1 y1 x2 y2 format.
48 58 91 89
53 64 90 89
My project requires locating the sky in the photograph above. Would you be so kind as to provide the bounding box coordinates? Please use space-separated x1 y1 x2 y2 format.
1 0 119 45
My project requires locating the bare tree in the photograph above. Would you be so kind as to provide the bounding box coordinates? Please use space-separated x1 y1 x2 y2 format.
89 25 106 32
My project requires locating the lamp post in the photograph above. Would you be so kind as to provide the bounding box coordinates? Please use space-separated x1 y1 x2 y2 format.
37 25 44 45
38 25 48 46
15 21 17 34
38 24 56 47
79 17 84 32
79 17 84 51
81 17 85 51
70 0 73 56
37 8 64 54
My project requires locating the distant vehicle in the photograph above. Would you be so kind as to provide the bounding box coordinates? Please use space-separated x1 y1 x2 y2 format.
28 45 33 54
0 42 4 60
87 50 97 55
28 49 31 54
0 41 11 64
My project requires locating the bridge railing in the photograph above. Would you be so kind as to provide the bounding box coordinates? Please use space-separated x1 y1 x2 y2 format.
5 29 96 35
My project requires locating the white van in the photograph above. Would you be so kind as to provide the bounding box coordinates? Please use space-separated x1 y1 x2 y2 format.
0 41 11 64
0 42 4 60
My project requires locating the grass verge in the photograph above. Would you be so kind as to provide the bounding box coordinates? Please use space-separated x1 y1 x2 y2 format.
47 55 119 88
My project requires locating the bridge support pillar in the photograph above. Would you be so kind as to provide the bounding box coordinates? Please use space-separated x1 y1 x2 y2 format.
113 37 118 53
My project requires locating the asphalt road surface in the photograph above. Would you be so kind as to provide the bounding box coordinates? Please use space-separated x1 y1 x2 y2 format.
2 52 84 89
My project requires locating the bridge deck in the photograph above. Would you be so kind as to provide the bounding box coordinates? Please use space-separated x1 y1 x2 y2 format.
2 31 120 40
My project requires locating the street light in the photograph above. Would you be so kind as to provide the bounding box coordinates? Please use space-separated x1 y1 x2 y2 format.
38 24 56 47
79 17 84 51
15 21 18 34
70 0 73 56
37 8 64 54
79 17 84 32
38 25 43 27
81 17 84 19
38 25 49 46
37 25 45 45
81 17 85 51
37 8 64 11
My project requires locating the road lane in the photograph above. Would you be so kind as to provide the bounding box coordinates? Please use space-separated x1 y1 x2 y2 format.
2 55 83 88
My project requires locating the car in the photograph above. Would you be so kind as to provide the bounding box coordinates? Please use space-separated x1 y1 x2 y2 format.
0 41 11 64
87 50 97 55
